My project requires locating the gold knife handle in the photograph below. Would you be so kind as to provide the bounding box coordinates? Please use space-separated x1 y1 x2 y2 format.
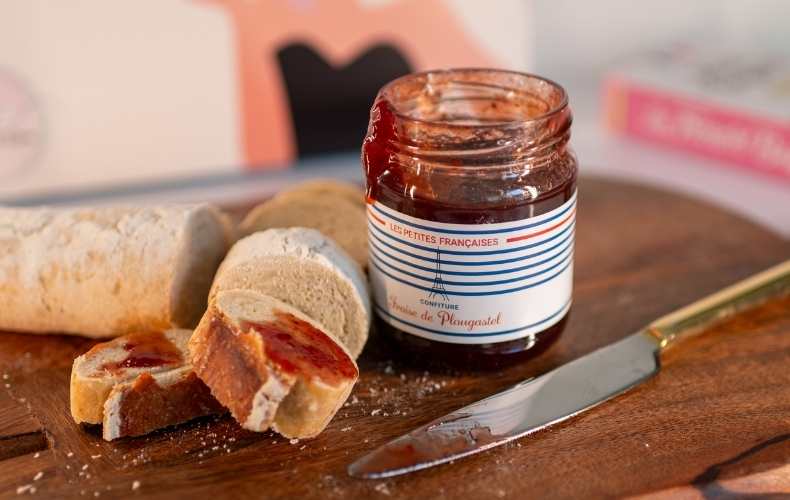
648 259 790 352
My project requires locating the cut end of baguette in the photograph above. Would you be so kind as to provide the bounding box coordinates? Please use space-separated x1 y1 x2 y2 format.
190 290 358 438
169 204 236 329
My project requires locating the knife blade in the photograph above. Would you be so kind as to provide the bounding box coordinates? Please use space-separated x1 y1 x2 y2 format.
348 259 790 479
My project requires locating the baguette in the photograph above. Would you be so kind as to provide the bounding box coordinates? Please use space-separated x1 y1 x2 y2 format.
239 188 368 270
70 329 225 440
210 228 370 358
189 290 358 438
0 205 233 338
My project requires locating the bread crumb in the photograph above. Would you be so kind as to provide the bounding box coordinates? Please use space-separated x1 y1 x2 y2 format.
81 464 89 471
374 483 391 495
91 454 101 459
2 373 8 380
33 452 40 458
370 409 381 416
16 484 33 495
131 481 141 491
33 472 43 481
289 438 299 445
4 383 9 389
299 445 306 450
341 426 352 432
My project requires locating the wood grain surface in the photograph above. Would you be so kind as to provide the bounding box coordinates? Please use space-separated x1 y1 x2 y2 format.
0 177 788 499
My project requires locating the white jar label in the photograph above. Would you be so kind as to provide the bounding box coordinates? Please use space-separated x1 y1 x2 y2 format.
367 190 576 345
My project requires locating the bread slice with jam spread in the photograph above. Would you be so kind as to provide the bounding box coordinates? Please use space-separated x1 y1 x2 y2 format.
70 329 225 440
189 290 359 438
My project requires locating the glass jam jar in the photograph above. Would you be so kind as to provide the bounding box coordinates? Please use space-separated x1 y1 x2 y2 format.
362 69 577 370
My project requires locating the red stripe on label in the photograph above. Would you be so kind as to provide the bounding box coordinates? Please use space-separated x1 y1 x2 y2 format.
368 207 387 226
506 209 576 243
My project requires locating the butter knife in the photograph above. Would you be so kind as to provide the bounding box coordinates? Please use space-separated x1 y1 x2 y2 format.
349 260 790 479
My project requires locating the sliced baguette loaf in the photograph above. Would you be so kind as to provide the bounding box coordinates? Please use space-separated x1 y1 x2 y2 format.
0 205 233 338
210 228 370 358
189 290 358 438
70 329 224 440
239 189 368 270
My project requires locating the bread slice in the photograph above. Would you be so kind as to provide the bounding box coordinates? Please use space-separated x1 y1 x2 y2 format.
70 329 224 440
239 192 368 270
210 228 370 359
189 290 358 438
0 205 234 338
272 179 365 208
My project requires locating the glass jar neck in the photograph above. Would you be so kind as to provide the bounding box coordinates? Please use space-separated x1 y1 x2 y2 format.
366 69 572 173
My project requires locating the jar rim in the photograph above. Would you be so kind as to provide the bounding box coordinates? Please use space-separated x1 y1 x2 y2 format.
377 68 569 130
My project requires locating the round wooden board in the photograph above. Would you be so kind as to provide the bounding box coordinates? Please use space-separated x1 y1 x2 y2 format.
0 177 788 499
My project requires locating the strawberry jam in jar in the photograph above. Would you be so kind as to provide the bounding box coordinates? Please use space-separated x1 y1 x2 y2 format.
363 69 577 370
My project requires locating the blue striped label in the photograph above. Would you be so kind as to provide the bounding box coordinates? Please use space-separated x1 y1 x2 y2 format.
368 190 576 344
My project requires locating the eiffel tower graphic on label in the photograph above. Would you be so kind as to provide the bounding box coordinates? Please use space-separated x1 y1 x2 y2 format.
428 246 450 301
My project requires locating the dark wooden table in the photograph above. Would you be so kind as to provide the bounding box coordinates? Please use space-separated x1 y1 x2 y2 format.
1 177 788 499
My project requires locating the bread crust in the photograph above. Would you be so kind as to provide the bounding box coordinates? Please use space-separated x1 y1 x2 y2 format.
0 205 232 338
210 228 370 358
103 370 224 441
272 374 355 439
188 307 295 431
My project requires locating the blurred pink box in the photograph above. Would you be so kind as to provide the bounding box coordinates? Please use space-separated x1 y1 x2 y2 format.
604 44 790 182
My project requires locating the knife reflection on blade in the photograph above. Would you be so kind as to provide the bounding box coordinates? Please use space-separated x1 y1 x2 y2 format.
348 260 790 479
